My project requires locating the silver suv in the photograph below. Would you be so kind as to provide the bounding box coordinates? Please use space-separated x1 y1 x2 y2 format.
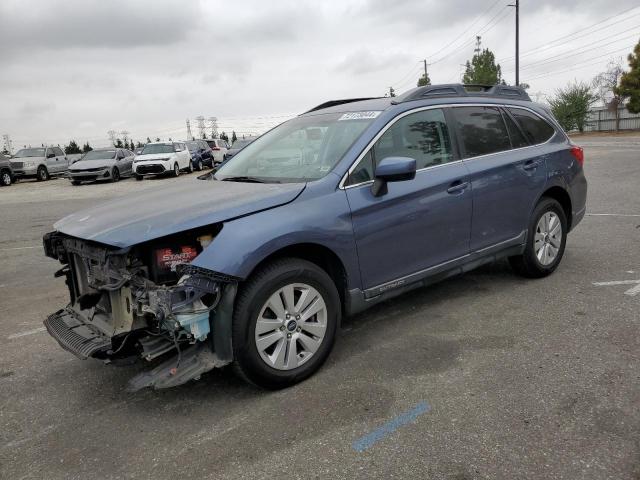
11 146 69 181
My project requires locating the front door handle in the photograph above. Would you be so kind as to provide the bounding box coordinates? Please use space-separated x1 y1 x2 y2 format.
447 180 469 194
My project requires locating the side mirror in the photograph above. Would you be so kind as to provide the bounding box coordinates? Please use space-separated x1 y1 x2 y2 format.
371 156 416 197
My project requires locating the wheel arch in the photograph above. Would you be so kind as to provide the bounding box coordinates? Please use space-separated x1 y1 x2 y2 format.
243 243 348 315
538 185 573 229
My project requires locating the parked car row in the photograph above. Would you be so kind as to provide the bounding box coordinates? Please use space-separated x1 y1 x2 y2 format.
1 138 248 186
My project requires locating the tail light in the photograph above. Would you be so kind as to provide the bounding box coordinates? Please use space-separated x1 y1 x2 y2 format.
570 145 584 167
211 147 220 151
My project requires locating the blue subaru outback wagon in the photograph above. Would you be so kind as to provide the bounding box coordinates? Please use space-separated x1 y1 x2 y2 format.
43 84 587 390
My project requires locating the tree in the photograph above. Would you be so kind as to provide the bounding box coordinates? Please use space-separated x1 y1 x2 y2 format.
146 137 152 144
549 81 598 133
231 131 238 143
463 45 504 85
417 72 431 87
220 131 229 142
155 137 161 142
593 60 626 131
136 141 144 148
115 138 124 148
82 142 93 153
64 140 82 154
615 40 640 114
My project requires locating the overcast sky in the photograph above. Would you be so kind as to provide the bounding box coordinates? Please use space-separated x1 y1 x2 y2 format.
1 0 638 149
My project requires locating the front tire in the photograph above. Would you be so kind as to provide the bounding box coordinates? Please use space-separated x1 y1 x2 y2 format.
509 197 567 278
172 163 180 177
196 159 203 171
111 167 120 182
135 174 144 181
0 170 12 186
71 180 81 186
36 166 49 181
232 258 340 389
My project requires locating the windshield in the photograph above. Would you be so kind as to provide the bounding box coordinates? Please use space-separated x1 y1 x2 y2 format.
216 112 377 182
14 148 45 158
81 150 116 161
140 144 174 155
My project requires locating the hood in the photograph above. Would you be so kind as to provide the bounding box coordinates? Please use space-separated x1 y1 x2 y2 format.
134 153 176 162
70 159 115 170
54 178 305 248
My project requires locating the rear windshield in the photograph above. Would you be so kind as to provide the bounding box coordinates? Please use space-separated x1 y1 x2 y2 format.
81 150 116 161
140 144 174 154
14 148 45 158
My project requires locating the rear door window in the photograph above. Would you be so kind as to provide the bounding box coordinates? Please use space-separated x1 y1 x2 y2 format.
502 110 529 149
507 108 555 144
451 106 511 158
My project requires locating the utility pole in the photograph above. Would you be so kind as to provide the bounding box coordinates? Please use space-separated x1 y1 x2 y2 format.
186 119 193 140
107 130 117 146
120 130 130 145
423 59 428 82
208 117 218 139
2 134 13 155
195 116 206 139
509 0 520 86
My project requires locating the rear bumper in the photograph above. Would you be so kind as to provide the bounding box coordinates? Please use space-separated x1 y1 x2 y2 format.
44 308 111 359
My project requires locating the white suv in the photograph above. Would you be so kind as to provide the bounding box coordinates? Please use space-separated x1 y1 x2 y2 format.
133 142 192 180
205 139 230 165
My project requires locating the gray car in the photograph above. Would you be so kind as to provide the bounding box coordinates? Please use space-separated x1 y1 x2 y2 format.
0 153 15 186
68 148 135 184
11 146 69 181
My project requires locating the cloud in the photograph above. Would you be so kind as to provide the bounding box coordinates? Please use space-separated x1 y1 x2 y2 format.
0 0 201 53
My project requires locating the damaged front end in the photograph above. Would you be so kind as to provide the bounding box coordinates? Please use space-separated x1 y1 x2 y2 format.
42 228 238 390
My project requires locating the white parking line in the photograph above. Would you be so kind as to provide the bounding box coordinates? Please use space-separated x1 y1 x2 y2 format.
0 245 40 252
7 327 46 339
593 280 640 296
586 213 640 217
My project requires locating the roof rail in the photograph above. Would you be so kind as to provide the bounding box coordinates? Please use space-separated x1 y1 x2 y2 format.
304 97 381 114
393 84 531 103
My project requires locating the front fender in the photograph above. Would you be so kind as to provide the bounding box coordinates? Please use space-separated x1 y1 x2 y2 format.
191 183 362 290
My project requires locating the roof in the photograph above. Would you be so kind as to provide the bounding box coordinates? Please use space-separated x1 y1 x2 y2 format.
303 84 531 115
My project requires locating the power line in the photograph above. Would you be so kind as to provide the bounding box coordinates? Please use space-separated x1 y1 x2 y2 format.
499 5 640 63
427 0 503 63
506 31 640 74
524 44 636 81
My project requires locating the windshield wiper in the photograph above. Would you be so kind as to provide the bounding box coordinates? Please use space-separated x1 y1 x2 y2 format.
221 176 270 183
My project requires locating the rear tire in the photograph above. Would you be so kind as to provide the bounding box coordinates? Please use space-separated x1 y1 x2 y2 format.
509 197 567 278
36 166 49 182
0 170 12 186
232 258 340 389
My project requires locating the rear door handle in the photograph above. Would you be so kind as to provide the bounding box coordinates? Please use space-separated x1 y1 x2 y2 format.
447 180 469 194
522 159 541 171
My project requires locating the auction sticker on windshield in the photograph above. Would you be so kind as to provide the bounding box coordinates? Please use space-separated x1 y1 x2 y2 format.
338 111 381 121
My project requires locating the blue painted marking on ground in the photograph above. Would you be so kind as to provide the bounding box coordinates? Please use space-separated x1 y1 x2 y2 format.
351 401 431 452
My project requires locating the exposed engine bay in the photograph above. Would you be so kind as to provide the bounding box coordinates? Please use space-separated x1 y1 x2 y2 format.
42 227 238 390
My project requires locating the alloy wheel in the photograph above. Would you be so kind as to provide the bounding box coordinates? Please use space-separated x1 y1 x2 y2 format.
254 283 327 371
534 211 562 266
1 172 11 186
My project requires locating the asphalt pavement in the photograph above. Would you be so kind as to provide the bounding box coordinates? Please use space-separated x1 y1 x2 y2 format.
0 136 638 480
